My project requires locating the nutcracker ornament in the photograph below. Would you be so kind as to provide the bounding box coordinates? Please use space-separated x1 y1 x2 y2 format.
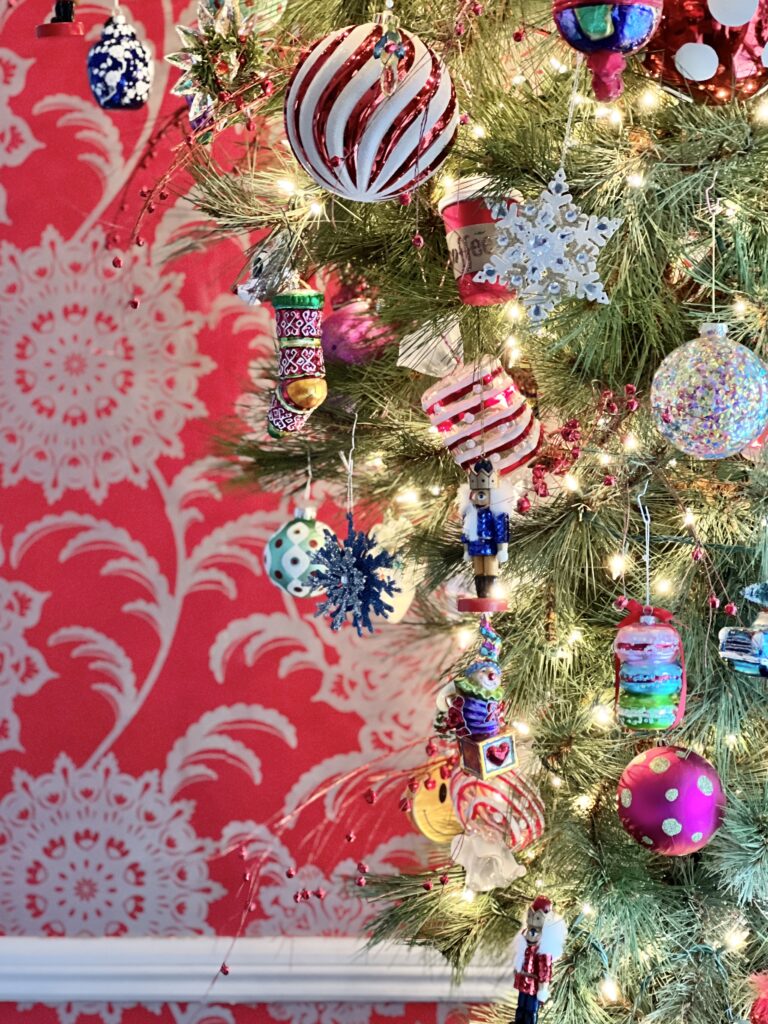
553 0 664 101
440 617 517 778
267 290 327 438
614 600 686 731
719 582 768 676
511 896 568 1024
458 459 512 613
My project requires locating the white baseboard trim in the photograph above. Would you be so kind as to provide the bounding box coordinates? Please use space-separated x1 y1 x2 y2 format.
0 936 513 1004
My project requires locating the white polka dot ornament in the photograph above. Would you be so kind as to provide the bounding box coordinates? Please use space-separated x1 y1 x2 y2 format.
643 0 768 104
283 16 458 202
264 507 331 598
617 746 726 856
87 12 153 110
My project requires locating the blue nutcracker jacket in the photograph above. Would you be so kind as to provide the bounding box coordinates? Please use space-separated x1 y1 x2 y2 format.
462 508 509 556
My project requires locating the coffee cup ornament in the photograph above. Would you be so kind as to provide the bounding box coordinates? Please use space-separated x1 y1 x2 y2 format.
552 0 664 101
439 177 523 306
643 0 768 104
284 15 458 202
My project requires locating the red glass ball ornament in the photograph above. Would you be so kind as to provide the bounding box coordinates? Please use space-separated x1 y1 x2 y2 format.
643 1 768 104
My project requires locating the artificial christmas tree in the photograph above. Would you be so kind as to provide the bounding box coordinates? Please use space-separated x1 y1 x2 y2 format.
157 0 768 1020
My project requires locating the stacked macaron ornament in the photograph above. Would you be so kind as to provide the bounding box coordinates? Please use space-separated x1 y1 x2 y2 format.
614 600 686 732
421 356 543 478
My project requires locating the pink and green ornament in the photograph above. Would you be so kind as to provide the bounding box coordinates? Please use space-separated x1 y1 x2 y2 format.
617 746 726 856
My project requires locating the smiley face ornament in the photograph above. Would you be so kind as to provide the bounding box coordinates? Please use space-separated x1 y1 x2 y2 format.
410 764 464 844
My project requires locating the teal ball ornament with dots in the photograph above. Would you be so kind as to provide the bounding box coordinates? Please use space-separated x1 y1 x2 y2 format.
264 507 331 598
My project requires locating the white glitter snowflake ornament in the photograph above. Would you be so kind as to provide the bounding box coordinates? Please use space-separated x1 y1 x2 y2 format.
474 169 622 323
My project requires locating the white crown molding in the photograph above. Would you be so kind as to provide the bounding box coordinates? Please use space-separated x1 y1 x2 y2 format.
0 936 513 1004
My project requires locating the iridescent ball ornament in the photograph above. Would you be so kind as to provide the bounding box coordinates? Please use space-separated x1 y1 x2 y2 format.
321 299 395 364
552 0 663 101
87 13 153 110
617 746 726 856
264 507 330 598
284 16 458 202
651 323 768 459
643 0 768 104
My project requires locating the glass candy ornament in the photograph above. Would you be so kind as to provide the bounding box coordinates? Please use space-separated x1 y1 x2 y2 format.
617 746 725 856
643 0 768 104
449 766 545 862
552 0 663 101
87 12 153 110
614 600 685 731
263 507 330 598
719 582 768 676
321 298 395 364
267 290 327 438
421 356 542 478
283 14 457 202
438 176 523 306
651 323 768 459
37 1 84 37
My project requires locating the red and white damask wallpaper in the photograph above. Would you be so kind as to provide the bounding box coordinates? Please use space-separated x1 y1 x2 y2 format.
0 3 462 1021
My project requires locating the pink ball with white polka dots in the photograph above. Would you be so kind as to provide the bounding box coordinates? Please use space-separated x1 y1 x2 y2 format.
617 746 726 856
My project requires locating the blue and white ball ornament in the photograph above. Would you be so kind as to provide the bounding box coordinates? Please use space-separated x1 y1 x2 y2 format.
264 507 330 598
87 13 153 110
651 323 768 459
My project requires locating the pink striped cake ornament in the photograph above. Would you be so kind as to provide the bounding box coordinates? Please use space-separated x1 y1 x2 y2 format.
421 356 543 478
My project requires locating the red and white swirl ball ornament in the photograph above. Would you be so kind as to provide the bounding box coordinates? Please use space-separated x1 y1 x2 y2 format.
449 767 545 853
283 21 458 202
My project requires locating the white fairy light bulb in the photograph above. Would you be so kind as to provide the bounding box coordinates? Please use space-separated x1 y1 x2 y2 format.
563 473 580 492
592 704 613 728
683 508 695 527
655 578 672 596
568 628 583 644
277 178 297 194
456 628 474 650
623 433 638 451
608 553 627 579
626 172 645 189
396 488 419 505
470 124 486 139
600 977 620 1003
512 720 531 736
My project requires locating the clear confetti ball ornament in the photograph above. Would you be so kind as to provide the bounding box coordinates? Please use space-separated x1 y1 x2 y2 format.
651 323 768 459
264 507 330 598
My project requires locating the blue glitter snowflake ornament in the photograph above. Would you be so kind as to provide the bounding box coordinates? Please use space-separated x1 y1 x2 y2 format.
313 514 400 636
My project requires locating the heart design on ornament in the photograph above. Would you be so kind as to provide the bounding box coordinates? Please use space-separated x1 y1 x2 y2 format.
487 742 511 765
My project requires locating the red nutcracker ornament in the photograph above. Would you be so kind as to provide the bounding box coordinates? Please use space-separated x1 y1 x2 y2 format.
643 1 768 104
511 896 568 1024
438 176 523 306
267 290 327 438
552 0 664 101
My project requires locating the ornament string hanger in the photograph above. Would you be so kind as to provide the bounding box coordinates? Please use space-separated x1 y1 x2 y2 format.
705 170 719 317
304 449 313 505
339 411 359 516
559 54 584 172
637 478 652 608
